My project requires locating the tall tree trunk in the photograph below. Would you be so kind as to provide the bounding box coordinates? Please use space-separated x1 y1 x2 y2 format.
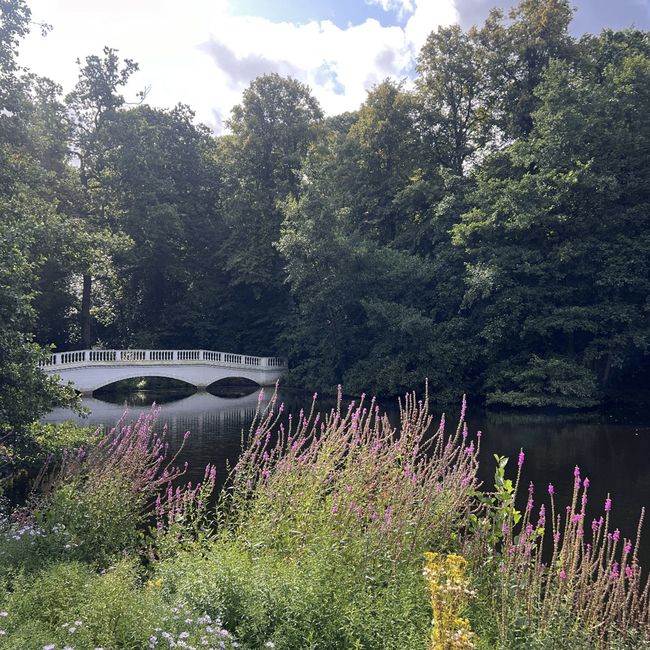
601 351 613 389
81 274 92 348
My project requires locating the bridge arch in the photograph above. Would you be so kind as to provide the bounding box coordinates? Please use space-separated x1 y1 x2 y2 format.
73 369 266 394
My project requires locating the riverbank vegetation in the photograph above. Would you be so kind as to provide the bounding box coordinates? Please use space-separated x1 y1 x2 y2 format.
1 397 649 648
1 0 649 423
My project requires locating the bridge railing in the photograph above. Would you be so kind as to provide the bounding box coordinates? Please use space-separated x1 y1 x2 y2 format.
39 350 287 370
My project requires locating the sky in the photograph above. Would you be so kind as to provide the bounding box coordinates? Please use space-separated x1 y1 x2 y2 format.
18 0 650 133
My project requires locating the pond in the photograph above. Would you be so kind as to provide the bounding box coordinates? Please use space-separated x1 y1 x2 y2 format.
44 388 650 561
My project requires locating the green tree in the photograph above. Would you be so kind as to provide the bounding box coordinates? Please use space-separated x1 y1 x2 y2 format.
0 0 77 441
454 48 650 407
416 25 493 175
216 74 323 353
64 46 140 347
335 80 419 240
103 104 223 348
476 0 575 138
278 121 471 401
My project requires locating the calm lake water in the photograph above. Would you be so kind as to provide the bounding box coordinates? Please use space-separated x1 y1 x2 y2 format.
44 389 650 560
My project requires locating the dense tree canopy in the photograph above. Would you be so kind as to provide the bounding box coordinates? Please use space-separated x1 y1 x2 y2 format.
0 0 77 437
2 0 650 419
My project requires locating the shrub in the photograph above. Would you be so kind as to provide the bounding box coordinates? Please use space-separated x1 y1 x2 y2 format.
223 389 480 568
152 388 481 649
470 457 650 648
1 408 195 574
0 560 164 649
0 473 142 574
156 540 430 649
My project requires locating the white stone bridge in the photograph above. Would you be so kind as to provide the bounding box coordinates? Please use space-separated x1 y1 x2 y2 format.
39 349 287 395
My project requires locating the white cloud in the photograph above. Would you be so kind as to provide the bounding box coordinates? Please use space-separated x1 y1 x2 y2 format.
19 0 458 133
406 0 459 51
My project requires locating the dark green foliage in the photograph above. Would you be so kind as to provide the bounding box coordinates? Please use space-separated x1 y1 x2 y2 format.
0 1 78 446
454 49 650 406
2 0 650 411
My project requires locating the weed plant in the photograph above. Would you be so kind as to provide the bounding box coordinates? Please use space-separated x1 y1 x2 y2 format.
469 455 650 648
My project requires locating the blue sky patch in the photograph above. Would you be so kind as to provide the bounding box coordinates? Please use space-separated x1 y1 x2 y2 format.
228 0 408 28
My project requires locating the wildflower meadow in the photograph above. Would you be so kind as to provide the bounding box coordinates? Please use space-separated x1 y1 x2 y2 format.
0 390 648 649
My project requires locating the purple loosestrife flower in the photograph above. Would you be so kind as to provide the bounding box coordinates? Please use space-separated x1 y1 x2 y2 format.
626 565 633 579
518 450 525 467
611 562 620 579
548 484 555 496
583 477 590 490
605 496 612 512
624 541 632 554
559 569 567 580
613 529 620 542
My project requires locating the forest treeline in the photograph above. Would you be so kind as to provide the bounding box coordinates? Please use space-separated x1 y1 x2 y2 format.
2 0 650 423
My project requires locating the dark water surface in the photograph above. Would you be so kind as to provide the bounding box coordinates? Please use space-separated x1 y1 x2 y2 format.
44 390 650 559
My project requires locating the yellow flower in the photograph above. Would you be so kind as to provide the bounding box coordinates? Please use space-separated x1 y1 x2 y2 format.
145 578 163 589
424 552 477 649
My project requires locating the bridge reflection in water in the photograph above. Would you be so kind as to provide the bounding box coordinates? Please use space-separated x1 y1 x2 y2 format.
43 390 272 488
